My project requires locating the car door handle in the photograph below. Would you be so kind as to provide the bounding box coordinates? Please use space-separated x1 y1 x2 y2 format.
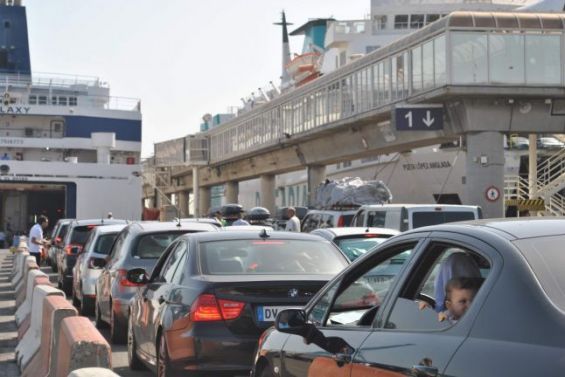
158 296 166 304
411 365 438 377
332 352 352 366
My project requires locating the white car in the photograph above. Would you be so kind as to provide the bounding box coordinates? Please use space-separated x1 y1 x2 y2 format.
72 223 127 315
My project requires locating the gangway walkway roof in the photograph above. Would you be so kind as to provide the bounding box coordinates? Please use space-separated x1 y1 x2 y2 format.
175 12 565 166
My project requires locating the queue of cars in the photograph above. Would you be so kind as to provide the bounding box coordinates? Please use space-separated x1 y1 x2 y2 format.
41 204 565 376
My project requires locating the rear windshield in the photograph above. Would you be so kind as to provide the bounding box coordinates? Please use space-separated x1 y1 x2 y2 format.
133 231 189 259
514 235 565 312
334 235 392 261
94 233 119 255
341 214 354 227
70 225 97 246
199 239 348 275
58 224 69 240
412 211 476 229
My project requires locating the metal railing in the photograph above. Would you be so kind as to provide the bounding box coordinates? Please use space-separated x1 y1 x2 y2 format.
547 192 565 216
504 175 529 201
536 148 565 197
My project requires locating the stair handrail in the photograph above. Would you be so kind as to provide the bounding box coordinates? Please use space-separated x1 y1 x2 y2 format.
537 148 565 191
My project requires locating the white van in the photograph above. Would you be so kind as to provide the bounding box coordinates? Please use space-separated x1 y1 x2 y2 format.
351 204 482 232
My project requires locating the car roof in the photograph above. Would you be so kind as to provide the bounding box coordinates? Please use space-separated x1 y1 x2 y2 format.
306 209 358 215
357 204 479 210
126 221 218 233
91 224 128 234
70 219 128 226
178 230 328 243
311 227 400 238
404 217 565 240
222 225 274 231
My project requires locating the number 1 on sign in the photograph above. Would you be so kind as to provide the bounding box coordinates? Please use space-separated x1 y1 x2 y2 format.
404 111 413 128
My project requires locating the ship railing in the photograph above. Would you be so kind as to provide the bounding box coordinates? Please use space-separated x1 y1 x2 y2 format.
0 72 107 89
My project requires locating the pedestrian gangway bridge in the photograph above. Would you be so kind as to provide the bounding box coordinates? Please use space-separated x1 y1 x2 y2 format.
145 11 565 219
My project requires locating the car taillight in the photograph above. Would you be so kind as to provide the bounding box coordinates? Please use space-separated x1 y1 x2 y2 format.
190 294 245 322
337 216 345 227
65 244 82 255
117 269 144 287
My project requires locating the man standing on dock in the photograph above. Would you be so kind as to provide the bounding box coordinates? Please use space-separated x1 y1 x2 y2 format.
28 215 49 266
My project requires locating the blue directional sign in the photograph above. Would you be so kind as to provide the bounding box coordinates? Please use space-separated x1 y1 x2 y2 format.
394 106 444 131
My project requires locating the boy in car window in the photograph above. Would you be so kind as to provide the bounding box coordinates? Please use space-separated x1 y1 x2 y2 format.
439 277 481 323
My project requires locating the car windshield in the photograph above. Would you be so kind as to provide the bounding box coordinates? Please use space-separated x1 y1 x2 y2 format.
412 211 476 228
93 233 119 255
133 231 191 259
514 235 565 312
199 239 347 275
334 235 392 261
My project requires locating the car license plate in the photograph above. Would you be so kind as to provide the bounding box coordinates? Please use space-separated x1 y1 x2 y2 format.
256 306 300 322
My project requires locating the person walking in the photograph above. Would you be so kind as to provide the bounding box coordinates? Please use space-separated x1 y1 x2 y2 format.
232 211 250 226
29 215 49 266
285 207 301 232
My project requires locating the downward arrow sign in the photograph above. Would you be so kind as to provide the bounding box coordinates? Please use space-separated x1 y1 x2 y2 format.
422 111 435 127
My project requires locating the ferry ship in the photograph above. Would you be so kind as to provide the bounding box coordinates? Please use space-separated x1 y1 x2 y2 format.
0 0 142 233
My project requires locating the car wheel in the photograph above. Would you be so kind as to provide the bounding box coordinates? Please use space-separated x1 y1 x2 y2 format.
110 303 127 344
259 363 275 377
95 301 107 329
127 311 145 370
157 333 170 377
80 295 95 316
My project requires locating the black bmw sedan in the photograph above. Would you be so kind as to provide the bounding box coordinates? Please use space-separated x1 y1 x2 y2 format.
252 218 565 377
127 230 349 376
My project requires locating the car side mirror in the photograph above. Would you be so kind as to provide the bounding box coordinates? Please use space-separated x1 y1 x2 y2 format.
127 268 148 285
70 246 81 255
276 309 308 336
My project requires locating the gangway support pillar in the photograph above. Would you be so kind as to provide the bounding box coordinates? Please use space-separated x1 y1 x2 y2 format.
198 187 211 218
528 134 538 198
465 132 504 218
307 165 326 207
260 174 276 214
192 167 203 217
177 190 189 218
225 181 239 204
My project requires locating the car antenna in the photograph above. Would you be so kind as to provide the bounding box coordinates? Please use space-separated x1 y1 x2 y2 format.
176 217 182 228
365 228 369 232
259 228 270 239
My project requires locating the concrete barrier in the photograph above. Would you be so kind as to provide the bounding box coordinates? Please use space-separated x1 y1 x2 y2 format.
21 295 78 377
11 250 29 284
15 268 46 326
66 368 120 377
17 275 51 340
14 256 37 294
15 258 40 307
54 317 112 377
16 285 65 370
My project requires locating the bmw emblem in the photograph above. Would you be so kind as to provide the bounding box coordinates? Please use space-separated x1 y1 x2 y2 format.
288 288 299 298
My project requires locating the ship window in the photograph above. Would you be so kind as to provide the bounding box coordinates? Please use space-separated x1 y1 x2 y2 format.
410 15 425 29
38 96 47 105
427 14 440 24
3 21 10 29
51 96 57 105
28 95 37 105
69 96 77 106
394 15 409 29
58 96 67 106
372 15 387 33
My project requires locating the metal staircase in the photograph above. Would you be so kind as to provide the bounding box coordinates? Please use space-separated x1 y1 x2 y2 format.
505 148 565 216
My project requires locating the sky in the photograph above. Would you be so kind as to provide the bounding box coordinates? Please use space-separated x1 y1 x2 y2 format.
24 0 369 157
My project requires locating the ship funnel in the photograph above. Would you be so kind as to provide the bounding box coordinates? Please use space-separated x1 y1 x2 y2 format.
274 11 293 88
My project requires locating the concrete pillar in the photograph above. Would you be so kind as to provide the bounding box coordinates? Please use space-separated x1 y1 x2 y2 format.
198 187 211 217
528 134 537 198
225 181 239 204
177 191 189 218
307 165 326 207
260 174 276 214
192 167 200 217
465 132 504 218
